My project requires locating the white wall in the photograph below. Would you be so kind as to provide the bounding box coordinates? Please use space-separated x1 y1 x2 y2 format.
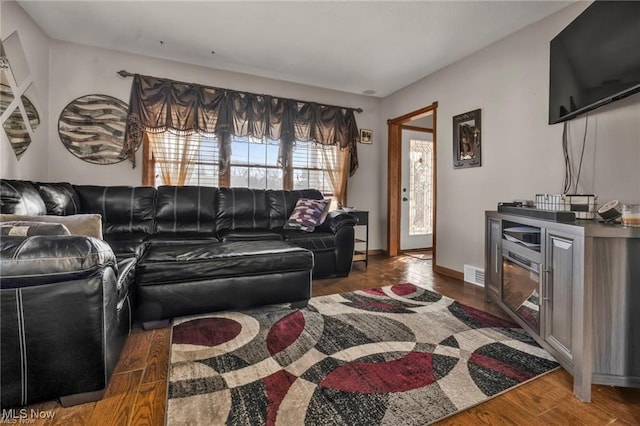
0 0 49 180
46 41 385 249
381 2 640 273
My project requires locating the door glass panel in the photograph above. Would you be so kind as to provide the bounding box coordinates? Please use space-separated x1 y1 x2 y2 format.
409 139 433 235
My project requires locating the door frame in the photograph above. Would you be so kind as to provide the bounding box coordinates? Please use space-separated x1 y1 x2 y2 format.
387 102 438 262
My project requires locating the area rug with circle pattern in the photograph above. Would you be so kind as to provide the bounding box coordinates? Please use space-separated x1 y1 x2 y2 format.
166 283 558 425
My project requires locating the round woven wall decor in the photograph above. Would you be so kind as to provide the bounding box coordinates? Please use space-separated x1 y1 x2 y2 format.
58 94 137 165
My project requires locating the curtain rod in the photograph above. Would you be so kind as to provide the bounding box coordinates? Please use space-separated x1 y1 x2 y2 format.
117 70 363 113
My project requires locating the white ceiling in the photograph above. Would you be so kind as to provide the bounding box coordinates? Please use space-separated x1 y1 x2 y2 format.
17 1 572 97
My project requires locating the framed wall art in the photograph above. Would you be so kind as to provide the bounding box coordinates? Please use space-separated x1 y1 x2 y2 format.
453 109 481 169
360 128 372 144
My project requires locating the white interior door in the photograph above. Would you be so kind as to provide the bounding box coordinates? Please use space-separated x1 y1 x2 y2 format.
400 129 434 250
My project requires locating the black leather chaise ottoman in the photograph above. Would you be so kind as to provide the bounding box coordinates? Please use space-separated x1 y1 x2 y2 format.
136 240 313 328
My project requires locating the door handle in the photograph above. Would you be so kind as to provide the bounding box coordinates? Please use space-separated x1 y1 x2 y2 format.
540 264 551 303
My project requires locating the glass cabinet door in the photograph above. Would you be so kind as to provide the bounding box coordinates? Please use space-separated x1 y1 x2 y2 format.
502 252 540 333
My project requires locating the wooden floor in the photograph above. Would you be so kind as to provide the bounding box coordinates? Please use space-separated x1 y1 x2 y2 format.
24 254 640 425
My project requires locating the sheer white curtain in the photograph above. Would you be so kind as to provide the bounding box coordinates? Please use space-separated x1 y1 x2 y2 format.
147 131 201 186
321 144 350 209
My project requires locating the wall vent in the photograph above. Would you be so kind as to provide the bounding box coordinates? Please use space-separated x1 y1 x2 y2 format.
464 264 485 287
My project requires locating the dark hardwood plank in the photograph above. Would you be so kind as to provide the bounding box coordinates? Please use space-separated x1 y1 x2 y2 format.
86 370 143 425
142 328 171 385
113 328 153 375
129 380 167 426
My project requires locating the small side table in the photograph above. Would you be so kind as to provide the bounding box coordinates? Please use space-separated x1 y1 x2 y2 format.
350 210 369 267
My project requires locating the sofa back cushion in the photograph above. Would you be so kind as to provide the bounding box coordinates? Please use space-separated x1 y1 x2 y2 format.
155 186 217 233
267 189 324 229
74 185 156 234
0 180 47 216
216 187 270 232
35 182 81 215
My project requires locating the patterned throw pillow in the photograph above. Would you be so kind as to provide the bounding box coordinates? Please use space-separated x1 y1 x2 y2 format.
283 198 331 232
0 221 71 237
0 214 103 239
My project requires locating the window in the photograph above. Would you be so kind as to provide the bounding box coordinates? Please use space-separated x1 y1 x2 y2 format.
148 133 337 197
229 137 282 189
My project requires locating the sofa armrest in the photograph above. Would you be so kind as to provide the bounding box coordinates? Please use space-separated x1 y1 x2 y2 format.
0 235 116 289
315 211 357 234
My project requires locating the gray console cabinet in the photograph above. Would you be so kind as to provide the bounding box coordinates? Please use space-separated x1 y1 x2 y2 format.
485 211 640 402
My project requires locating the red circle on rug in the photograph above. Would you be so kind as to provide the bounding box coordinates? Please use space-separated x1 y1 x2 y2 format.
267 310 305 356
320 351 436 393
173 317 242 347
362 283 417 297
391 283 418 296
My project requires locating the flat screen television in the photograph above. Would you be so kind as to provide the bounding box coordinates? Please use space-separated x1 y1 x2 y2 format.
549 1 640 124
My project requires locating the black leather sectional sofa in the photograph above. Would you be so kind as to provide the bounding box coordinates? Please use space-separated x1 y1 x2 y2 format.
0 179 356 408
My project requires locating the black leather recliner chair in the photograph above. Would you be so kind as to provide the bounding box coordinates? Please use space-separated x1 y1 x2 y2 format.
0 233 135 408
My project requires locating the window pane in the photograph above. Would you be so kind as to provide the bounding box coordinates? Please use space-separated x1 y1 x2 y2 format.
230 166 249 187
228 137 282 190
267 169 283 189
292 143 310 167
231 138 249 164
292 168 309 189
152 133 219 187
248 141 267 166
291 141 333 194
248 167 266 188
266 143 279 166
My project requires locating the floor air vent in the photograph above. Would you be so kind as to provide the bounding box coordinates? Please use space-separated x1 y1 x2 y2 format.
464 264 485 287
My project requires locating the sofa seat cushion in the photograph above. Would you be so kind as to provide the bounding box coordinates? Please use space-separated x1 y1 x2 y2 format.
218 229 283 242
275 228 336 252
0 235 116 288
137 241 312 286
146 232 220 244
103 233 148 260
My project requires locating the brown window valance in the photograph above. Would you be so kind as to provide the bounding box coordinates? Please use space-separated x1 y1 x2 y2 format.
122 74 360 174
